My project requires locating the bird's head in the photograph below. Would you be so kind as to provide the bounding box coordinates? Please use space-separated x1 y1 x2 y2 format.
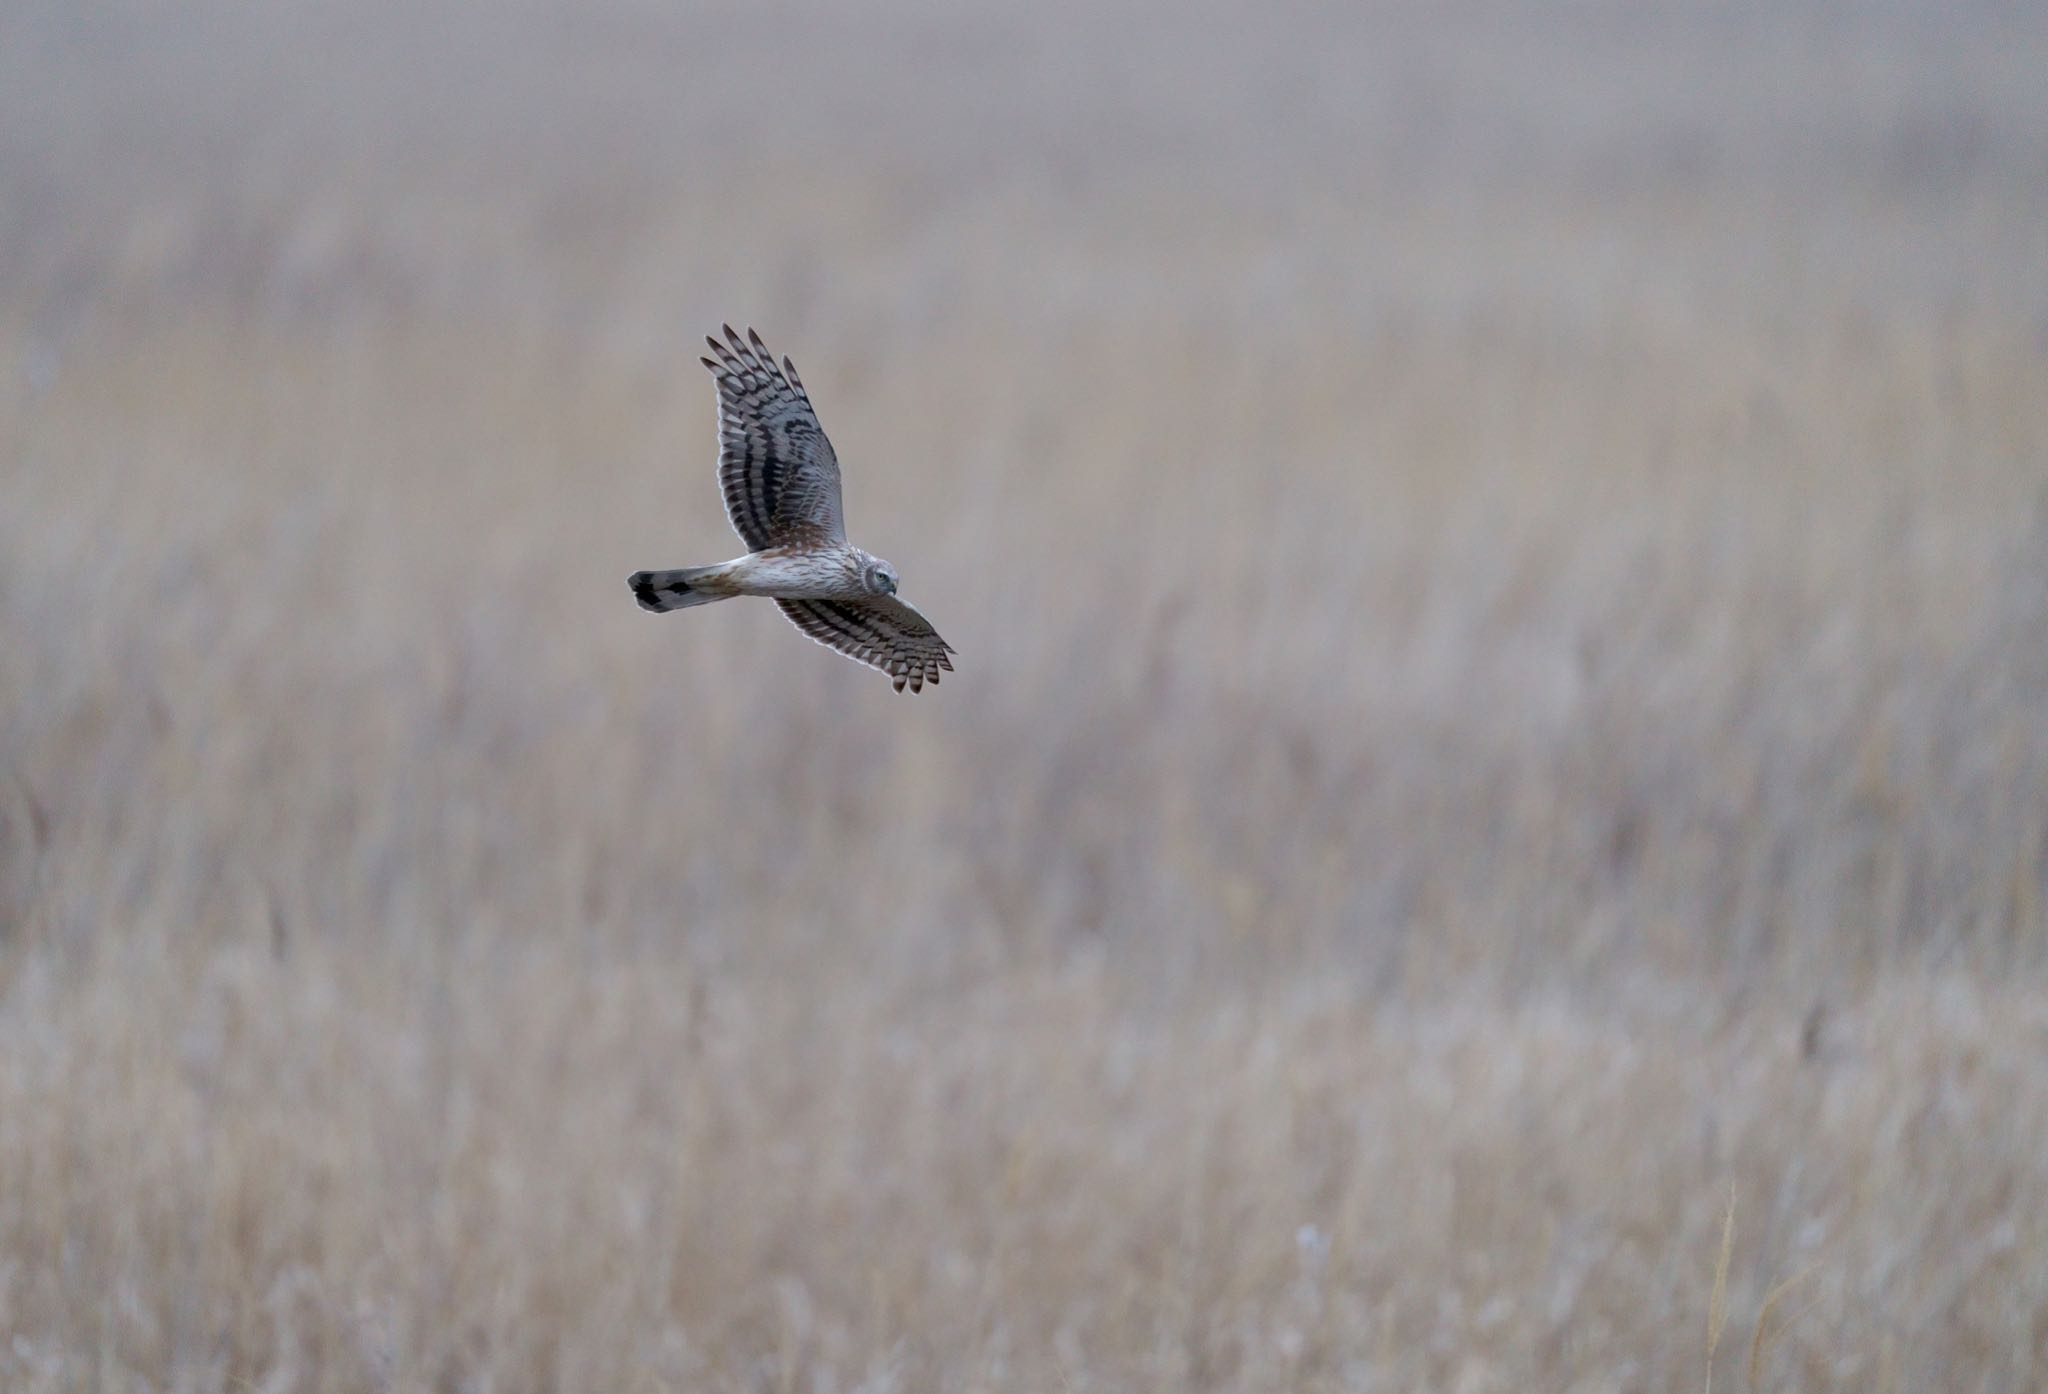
862 557 899 596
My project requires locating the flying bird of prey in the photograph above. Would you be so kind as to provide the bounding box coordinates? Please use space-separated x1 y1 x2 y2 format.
629 326 955 692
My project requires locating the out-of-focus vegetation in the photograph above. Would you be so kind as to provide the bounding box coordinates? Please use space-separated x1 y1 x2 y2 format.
2 1 2045 1388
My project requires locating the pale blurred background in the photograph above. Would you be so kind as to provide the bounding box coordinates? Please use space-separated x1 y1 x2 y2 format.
2 1 2046 1390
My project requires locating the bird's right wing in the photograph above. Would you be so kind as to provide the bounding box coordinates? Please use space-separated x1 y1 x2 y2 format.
702 325 845 550
776 596 955 693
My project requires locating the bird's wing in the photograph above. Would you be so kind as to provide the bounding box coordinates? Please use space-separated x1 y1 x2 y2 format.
701 326 845 550
775 596 955 693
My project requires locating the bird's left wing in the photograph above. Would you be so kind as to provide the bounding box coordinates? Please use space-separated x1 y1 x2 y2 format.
702 326 845 550
776 596 955 693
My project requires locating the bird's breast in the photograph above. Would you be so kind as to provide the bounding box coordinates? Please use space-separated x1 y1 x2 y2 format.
728 548 865 598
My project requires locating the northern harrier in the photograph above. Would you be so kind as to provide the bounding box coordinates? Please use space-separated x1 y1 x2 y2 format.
629 326 955 693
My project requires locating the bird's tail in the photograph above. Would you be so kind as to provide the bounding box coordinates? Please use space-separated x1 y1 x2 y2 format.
629 567 732 612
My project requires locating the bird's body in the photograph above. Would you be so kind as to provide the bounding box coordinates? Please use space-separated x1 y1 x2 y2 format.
628 326 954 692
635 547 871 603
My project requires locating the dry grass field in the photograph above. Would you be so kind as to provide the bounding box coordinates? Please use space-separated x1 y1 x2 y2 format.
4 0 2048 1389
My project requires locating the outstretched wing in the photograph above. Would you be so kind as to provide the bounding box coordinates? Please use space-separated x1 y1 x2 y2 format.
701 325 844 550
776 596 956 693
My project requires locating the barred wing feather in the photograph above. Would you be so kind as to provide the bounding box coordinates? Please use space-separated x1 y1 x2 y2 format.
776 596 955 693
701 325 845 550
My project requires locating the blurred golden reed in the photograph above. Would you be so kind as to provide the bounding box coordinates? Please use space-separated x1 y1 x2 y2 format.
2 1 2045 1389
